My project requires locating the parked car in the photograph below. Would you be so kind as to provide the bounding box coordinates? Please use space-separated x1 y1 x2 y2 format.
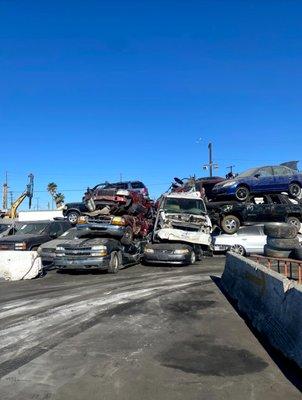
213 225 302 256
54 236 142 273
211 164 302 201
84 181 149 201
207 193 302 234
213 226 267 256
38 227 79 267
62 202 89 224
0 220 71 251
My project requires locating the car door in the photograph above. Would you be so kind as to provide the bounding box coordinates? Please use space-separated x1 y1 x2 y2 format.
267 194 287 222
238 226 265 254
272 166 294 191
252 167 275 193
244 196 272 223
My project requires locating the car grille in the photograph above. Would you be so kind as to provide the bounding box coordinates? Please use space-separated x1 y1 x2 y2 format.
0 243 15 250
62 247 92 256
171 223 199 232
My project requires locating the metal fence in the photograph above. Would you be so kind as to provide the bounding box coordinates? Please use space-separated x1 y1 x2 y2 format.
250 255 302 284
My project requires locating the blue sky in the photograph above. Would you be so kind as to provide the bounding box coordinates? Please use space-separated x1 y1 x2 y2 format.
1 0 302 209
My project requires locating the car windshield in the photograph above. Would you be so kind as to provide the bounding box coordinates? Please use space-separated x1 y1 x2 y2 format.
237 168 259 178
59 228 78 239
163 197 206 215
0 224 10 234
17 223 49 235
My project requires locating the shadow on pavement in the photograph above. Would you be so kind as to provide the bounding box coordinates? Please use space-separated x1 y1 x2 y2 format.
211 275 302 393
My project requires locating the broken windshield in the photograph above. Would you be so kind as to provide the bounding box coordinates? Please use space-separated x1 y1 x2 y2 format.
163 197 206 215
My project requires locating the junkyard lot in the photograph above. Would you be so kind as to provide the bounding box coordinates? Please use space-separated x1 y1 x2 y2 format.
0 258 301 400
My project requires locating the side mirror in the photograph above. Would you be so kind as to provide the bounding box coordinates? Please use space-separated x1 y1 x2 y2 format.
50 232 58 239
254 173 260 179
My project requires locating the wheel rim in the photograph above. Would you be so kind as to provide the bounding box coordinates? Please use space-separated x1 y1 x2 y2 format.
190 251 196 264
288 218 300 229
112 255 119 271
230 244 245 255
236 188 248 200
225 219 237 231
290 184 301 196
68 213 79 224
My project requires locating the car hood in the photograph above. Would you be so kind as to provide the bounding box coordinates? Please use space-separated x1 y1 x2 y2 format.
40 237 78 251
0 234 47 243
58 237 115 249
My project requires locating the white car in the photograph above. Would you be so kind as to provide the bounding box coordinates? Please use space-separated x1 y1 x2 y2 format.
213 225 302 256
213 226 267 256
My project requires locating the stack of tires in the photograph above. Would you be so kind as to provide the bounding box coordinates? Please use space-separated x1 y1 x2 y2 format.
264 223 300 259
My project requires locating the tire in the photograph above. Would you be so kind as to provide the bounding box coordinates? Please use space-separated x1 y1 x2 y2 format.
264 245 291 259
229 244 246 256
286 216 301 232
66 210 80 225
291 247 302 261
263 223 297 239
235 186 249 201
267 237 299 250
288 183 301 198
120 226 134 246
186 250 196 266
221 215 240 234
108 251 120 274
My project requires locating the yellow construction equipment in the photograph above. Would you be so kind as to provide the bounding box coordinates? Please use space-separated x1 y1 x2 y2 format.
6 174 34 219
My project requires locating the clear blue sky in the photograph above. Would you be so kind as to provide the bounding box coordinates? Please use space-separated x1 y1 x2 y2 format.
1 0 302 209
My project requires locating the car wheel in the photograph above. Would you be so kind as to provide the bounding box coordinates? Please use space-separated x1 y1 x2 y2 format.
267 237 299 250
229 244 246 256
108 251 120 274
264 245 291 259
286 216 301 232
221 215 240 234
66 211 80 224
235 186 249 201
264 222 297 239
288 183 301 198
190 250 196 265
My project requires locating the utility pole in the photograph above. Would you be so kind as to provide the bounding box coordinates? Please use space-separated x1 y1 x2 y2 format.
226 165 236 174
202 142 218 177
2 171 8 210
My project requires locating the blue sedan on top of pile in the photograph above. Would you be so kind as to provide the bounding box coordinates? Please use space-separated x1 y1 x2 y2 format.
212 164 302 201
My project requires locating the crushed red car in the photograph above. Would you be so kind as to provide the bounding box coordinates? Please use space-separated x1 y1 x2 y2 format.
78 186 154 245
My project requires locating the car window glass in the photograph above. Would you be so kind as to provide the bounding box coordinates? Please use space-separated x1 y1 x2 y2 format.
258 167 273 177
238 227 259 236
273 166 293 176
131 182 145 189
49 223 63 236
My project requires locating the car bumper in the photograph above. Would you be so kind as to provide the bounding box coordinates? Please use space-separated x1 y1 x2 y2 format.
212 186 237 197
54 255 111 270
143 244 192 265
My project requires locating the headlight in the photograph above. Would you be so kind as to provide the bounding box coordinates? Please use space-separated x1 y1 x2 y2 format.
111 217 126 226
174 249 190 254
91 245 107 257
14 242 27 250
77 216 88 224
144 248 154 254
222 181 236 188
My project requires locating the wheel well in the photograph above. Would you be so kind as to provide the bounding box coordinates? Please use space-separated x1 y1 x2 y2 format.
66 209 80 214
287 214 301 220
290 181 301 188
221 213 242 224
236 184 250 192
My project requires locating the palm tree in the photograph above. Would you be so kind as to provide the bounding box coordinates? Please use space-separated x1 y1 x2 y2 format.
47 182 57 197
54 192 65 208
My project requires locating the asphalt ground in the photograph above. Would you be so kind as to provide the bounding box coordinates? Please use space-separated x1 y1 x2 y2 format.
0 257 301 399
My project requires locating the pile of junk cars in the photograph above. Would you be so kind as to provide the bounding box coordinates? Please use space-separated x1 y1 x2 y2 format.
1 161 302 275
